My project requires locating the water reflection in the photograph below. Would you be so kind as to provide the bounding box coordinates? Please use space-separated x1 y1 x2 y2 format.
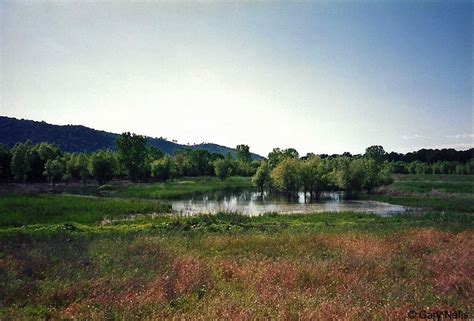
171 191 415 217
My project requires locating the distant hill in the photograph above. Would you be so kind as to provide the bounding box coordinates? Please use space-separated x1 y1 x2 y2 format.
0 116 264 160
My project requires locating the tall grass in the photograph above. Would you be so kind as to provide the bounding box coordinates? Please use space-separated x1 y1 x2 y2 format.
113 176 253 199
1 215 472 319
369 194 474 213
393 180 474 194
1 174 472 319
0 194 171 227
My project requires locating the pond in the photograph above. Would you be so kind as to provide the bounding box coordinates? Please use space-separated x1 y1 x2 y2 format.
171 191 416 217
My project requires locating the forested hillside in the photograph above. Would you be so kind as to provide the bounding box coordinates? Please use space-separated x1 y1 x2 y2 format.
0 116 263 159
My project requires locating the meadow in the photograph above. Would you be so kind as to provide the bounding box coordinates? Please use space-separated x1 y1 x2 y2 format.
390 174 474 194
370 174 474 213
69 176 253 200
0 174 473 319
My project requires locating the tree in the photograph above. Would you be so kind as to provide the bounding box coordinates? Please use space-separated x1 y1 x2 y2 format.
77 154 90 184
89 151 116 185
364 145 386 163
268 147 299 168
43 158 65 186
252 161 272 194
235 160 254 176
30 143 61 181
116 132 147 182
147 146 165 161
174 149 193 176
11 141 33 182
271 158 301 200
151 156 175 181
283 148 299 159
236 144 251 163
300 156 328 200
65 153 90 184
0 144 12 181
268 148 284 168
214 159 233 181
330 157 365 197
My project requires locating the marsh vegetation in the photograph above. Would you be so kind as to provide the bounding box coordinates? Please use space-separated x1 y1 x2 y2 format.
0 135 473 319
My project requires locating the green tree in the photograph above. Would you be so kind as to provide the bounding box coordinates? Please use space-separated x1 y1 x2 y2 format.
11 141 33 182
151 156 175 181
300 156 328 200
362 158 380 192
283 148 299 159
89 150 116 185
29 143 62 181
466 159 474 174
116 132 147 182
364 145 386 163
214 159 233 181
77 154 90 184
236 144 252 163
174 149 196 176
331 157 365 197
252 161 272 194
0 144 12 181
147 146 165 161
268 147 299 168
271 158 301 199
43 158 65 186
65 153 90 184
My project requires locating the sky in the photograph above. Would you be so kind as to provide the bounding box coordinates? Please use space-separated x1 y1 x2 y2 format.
1 0 472 156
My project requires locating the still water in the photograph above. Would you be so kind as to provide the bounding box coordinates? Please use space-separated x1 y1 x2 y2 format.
171 191 415 217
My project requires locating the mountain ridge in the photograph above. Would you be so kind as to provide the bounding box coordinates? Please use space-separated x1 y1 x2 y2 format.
0 116 264 159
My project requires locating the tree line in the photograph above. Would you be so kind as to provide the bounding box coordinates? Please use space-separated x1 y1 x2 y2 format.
0 133 258 185
387 159 474 175
0 135 472 191
253 146 393 200
252 145 473 199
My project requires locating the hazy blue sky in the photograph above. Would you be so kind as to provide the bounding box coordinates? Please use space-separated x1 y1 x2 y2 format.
1 1 472 156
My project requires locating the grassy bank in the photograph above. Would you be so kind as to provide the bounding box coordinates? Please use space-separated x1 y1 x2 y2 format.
369 194 474 213
370 174 474 213
0 194 171 227
391 174 474 194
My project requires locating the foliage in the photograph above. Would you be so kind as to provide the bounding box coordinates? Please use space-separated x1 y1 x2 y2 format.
116 132 148 182
11 140 34 182
151 156 176 181
267 147 300 168
43 158 65 186
236 144 251 163
256 151 396 199
364 145 386 163
89 150 116 185
214 159 233 181
389 159 474 175
271 158 301 199
300 156 329 200
65 153 90 184
0 144 12 180
252 160 272 194
2 139 473 188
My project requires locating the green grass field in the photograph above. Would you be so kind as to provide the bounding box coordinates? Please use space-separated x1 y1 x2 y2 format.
76 176 253 199
0 194 171 227
391 174 473 194
0 174 472 319
370 174 474 213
